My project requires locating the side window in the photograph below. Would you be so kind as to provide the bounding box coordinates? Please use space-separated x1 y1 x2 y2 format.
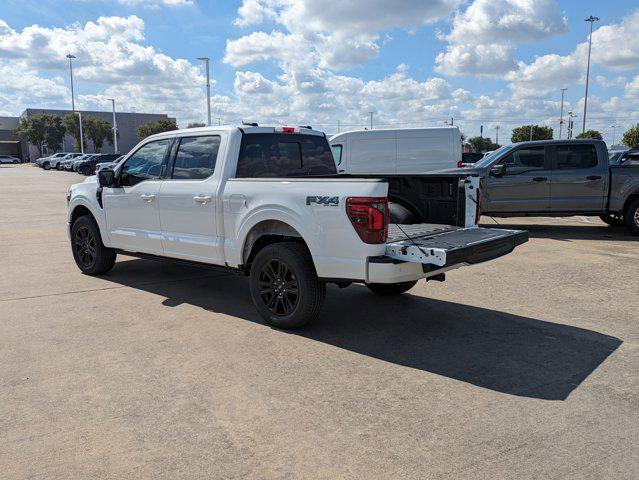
556 144 597 169
171 136 220 180
120 139 170 187
500 146 545 175
331 145 342 165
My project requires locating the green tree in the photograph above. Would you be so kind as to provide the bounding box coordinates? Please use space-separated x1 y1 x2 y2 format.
187 122 205 128
621 123 639 148
468 136 500 153
576 129 603 140
62 113 88 151
13 114 65 156
511 125 553 143
137 119 178 139
84 116 113 152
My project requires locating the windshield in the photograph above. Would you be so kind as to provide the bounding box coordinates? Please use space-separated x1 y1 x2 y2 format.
474 145 514 168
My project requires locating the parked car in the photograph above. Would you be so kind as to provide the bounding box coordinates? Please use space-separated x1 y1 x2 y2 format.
610 148 639 166
76 153 122 175
329 127 462 175
67 125 528 328
53 153 83 170
37 152 70 170
95 155 125 173
61 154 91 171
0 155 20 164
458 140 639 233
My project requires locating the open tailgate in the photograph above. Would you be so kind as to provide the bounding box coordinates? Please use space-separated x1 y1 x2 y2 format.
385 224 528 267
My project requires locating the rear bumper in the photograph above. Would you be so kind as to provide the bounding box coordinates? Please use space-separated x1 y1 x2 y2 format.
367 229 528 284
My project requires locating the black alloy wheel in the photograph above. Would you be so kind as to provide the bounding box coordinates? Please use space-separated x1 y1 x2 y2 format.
257 259 300 316
74 225 97 268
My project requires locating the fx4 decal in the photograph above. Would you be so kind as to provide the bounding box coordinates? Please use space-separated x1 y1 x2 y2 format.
306 195 339 206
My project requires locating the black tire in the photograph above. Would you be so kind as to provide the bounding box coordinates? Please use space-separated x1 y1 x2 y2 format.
81 166 92 176
71 215 117 275
599 213 624 227
43 162 51 170
389 202 415 224
623 198 639 234
249 242 325 329
366 281 418 295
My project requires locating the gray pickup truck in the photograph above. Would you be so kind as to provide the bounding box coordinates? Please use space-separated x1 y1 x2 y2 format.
465 140 639 234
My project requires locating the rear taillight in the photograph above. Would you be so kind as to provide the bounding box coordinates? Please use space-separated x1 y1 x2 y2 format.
457 160 463 168
346 197 388 244
475 187 481 225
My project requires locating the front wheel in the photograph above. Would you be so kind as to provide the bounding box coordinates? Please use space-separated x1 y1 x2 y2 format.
71 215 117 275
43 162 50 170
624 199 639 234
366 281 418 295
599 213 624 226
249 242 325 329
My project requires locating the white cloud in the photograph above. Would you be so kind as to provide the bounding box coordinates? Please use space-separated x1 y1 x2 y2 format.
116 0 194 7
595 75 627 88
229 0 461 70
0 16 206 123
505 10 639 99
435 0 567 76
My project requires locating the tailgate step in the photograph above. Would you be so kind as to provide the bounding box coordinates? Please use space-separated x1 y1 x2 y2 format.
386 227 528 267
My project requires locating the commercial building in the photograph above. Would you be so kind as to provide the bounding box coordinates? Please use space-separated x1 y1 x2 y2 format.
0 108 175 160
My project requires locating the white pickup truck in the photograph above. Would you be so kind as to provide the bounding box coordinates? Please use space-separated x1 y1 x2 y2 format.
67 125 528 328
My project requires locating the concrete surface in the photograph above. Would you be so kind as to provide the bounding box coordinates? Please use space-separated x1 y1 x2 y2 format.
1 165 637 479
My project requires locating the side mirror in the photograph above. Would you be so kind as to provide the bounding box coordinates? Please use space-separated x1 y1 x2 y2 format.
490 164 506 177
98 168 116 187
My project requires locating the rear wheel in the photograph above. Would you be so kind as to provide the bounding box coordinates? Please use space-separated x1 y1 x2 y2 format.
366 281 418 295
624 199 639 234
249 242 325 329
71 215 116 275
599 213 624 226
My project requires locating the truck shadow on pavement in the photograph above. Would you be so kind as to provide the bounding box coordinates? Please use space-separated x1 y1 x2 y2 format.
482 222 636 242
105 258 622 401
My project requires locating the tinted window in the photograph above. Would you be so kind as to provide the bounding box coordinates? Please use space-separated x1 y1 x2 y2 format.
331 144 342 165
172 136 220 180
556 144 597 169
120 139 169 187
236 133 337 178
500 146 545 174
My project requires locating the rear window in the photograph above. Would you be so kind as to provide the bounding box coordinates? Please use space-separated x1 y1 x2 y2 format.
236 133 337 178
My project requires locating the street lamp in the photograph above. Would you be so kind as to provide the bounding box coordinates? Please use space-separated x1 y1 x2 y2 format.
107 98 118 153
559 88 567 139
66 54 76 112
582 16 599 134
75 111 84 154
197 57 212 126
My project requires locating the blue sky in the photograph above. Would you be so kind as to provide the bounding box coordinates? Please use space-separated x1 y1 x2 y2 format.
1 0 638 144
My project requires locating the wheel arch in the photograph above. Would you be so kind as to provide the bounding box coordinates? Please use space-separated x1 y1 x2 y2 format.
241 220 310 272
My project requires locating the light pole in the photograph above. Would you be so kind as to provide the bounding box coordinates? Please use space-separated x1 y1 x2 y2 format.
66 54 76 112
495 125 500 145
75 112 84 154
368 112 374 130
107 98 118 153
197 57 212 126
610 124 618 145
559 88 567 139
583 16 599 134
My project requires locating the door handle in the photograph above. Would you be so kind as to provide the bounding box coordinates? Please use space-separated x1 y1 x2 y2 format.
140 193 156 202
532 177 547 182
194 195 212 204
587 175 602 180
